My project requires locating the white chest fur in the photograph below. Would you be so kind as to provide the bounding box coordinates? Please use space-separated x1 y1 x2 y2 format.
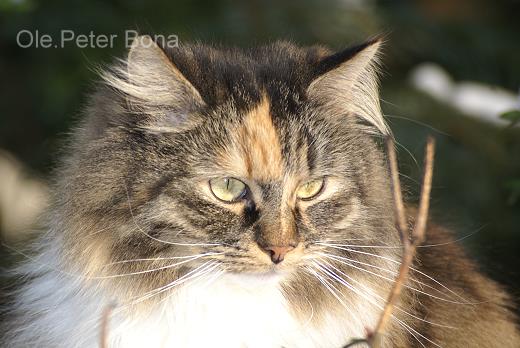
15 269 377 348
109 273 373 348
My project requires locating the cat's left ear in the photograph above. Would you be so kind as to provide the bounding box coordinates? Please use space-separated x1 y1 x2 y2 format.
102 35 205 132
307 38 389 135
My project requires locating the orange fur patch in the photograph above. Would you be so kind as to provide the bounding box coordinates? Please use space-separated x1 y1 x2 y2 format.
224 96 284 181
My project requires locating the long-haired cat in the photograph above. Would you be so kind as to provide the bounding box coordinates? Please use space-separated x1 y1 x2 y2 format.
2 36 519 347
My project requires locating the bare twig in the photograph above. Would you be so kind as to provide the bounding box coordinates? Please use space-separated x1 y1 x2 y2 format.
412 137 435 246
343 136 436 348
386 137 408 240
100 303 115 348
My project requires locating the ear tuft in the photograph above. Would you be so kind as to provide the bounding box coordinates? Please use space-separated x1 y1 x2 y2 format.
308 38 389 135
101 35 204 132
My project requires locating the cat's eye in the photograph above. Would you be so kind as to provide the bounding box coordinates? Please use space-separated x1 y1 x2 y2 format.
209 178 247 202
296 179 325 200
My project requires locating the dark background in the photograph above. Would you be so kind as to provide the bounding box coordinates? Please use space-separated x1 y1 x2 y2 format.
1 0 519 309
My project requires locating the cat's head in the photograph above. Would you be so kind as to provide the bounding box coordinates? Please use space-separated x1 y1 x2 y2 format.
56 36 398 296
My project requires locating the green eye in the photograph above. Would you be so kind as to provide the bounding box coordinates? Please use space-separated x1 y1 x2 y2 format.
209 178 247 202
296 179 324 200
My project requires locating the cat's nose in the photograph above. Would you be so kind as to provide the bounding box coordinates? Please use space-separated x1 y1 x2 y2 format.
263 245 295 264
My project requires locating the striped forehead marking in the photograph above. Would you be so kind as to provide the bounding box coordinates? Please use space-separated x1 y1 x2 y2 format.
235 96 284 181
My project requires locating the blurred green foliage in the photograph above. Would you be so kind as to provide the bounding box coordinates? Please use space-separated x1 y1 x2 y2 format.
501 110 520 127
1 0 519 304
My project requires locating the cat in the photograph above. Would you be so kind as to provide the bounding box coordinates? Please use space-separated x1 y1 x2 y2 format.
2 35 519 347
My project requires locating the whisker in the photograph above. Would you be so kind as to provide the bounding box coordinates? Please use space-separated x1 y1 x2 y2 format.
321 243 399 249
198 267 225 289
314 261 441 348
312 261 424 347
96 262 220 332
91 254 211 279
417 226 485 248
1 240 222 286
319 259 456 329
317 244 470 303
303 266 365 329
402 327 427 348
398 318 441 348
153 263 224 308
105 252 224 266
318 251 462 302
126 261 219 306
323 237 376 242
320 225 484 249
319 252 470 305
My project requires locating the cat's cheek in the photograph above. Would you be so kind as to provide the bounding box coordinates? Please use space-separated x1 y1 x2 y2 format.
332 197 362 230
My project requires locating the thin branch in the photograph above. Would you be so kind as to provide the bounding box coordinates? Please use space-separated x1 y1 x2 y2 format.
386 138 408 242
412 136 435 245
343 136 436 348
100 303 115 348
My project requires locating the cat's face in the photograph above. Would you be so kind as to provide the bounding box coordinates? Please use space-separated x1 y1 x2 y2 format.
122 97 377 275
58 36 398 296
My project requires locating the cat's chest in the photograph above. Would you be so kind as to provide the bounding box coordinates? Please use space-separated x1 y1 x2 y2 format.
114 274 356 348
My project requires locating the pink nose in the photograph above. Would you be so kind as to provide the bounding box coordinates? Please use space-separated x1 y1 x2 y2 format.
263 245 295 264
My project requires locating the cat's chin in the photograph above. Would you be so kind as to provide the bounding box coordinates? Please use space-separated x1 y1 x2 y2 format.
224 268 288 288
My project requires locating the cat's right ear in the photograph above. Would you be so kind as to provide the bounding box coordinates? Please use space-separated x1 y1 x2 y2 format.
102 35 205 132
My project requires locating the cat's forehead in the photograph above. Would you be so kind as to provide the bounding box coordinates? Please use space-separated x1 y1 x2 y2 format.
216 95 306 182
